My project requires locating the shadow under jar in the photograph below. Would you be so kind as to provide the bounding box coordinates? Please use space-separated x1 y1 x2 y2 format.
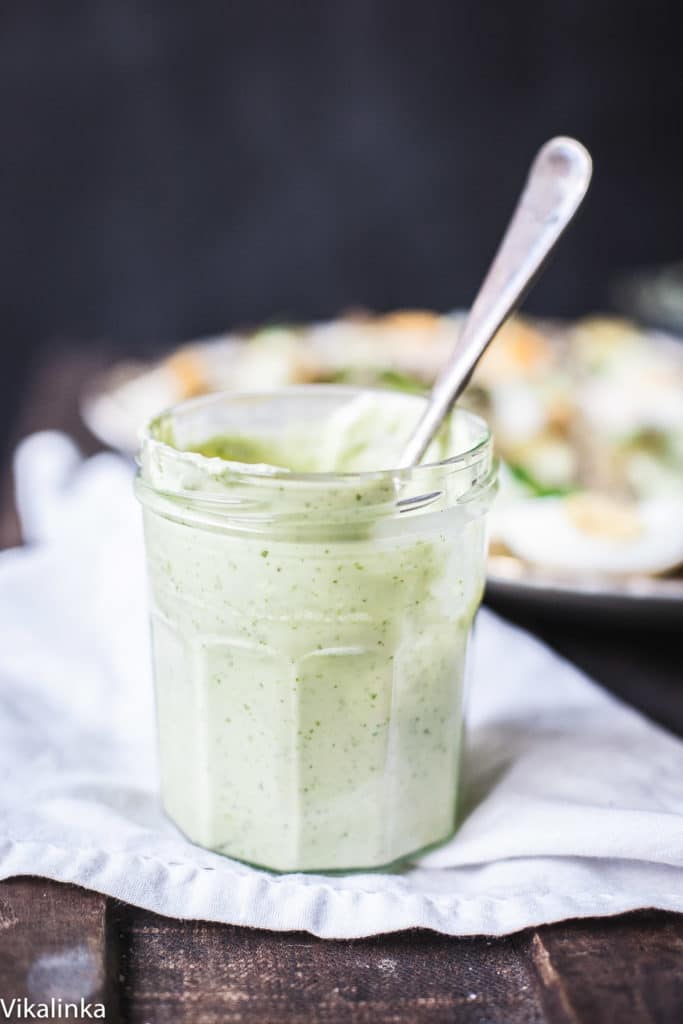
135 387 496 872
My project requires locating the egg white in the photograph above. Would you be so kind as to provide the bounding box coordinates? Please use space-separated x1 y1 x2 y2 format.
495 496 683 575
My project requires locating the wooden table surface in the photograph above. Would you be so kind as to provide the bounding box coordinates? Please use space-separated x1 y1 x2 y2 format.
1 346 682 1024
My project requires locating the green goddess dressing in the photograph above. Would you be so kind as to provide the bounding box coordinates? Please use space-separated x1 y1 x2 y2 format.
137 389 494 871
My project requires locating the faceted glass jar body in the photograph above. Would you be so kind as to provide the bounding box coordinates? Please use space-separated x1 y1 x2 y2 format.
136 388 496 872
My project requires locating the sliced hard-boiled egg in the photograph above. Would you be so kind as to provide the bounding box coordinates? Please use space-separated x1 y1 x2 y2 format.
494 493 683 576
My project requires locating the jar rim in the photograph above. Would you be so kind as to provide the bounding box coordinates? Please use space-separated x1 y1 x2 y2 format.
138 385 492 493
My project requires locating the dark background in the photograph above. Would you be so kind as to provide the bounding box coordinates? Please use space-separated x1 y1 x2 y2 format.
1 0 682 447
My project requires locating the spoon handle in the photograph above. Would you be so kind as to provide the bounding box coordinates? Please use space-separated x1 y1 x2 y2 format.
398 136 592 468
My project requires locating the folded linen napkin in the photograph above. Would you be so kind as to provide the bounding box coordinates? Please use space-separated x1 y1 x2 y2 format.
1 431 682 939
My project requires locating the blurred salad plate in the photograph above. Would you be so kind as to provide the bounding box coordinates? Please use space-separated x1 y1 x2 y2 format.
81 311 683 615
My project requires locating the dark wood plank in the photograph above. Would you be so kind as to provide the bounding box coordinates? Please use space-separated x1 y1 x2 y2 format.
110 905 683 1024
518 913 683 1024
113 907 546 1024
1 877 680 1024
0 877 120 1021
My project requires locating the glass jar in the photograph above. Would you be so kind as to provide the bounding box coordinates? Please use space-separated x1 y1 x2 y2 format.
135 387 496 872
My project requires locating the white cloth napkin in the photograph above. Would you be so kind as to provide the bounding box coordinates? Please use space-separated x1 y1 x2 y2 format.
1 431 682 939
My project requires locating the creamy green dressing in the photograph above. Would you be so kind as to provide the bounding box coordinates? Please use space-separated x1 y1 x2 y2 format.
139 392 491 871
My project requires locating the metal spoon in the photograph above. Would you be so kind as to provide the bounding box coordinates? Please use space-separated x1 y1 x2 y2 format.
398 136 592 468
